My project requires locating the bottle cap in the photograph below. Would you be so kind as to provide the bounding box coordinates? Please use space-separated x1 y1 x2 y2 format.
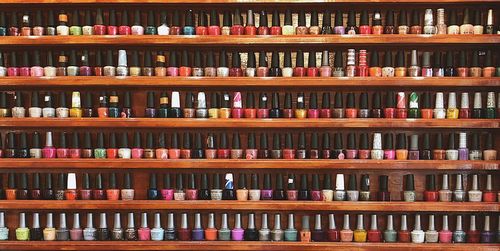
334 50 343 68
486 92 495 109
224 173 234 189
272 213 282 230
93 173 103 190
20 132 28 149
81 173 90 189
409 134 419 150
379 175 388 192
333 92 343 108
191 213 202 229
346 93 355 108
448 133 456 149
284 92 292 109
347 10 356 26
399 214 408 231
140 212 148 228
471 174 479 190
458 132 467 148
485 133 494 150
85 213 94 228
483 215 490 231
371 133 381 150
425 174 436 191
455 174 463 190
369 214 378 230
456 215 463 231
232 133 241 149
176 173 184 190
359 133 369 150
413 214 421 230
67 173 76 190
108 10 116 27
433 52 441 68
405 174 415 191
385 215 394 231
153 213 161 229
383 133 393 149
182 132 191 149
297 10 306 26
287 174 296 190
335 174 345 191
394 50 405 68
441 174 449 190
342 214 350 230
188 173 196 189
212 173 221 189
442 215 449 230
71 213 81 229
272 133 281 150
463 8 471 24
32 172 40 190
163 173 171 189
356 214 364 230
166 213 174 229
57 213 67 229
45 213 54 228
18 173 27 190
113 213 121 229
471 216 478 232
148 173 157 189
200 173 209 190
208 213 216 229
460 92 469 109
472 92 483 109
117 50 127 67
360 174 370 191
471 133 480 150
422 133 430 150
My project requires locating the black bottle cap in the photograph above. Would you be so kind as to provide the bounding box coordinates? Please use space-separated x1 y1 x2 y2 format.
396 133 406 149
288 174 296 190
163 174 171 189
284 51 292 68
257 51 267 68
399 10 407 26
156 132 166 148
347 133 356 150
222 10 231 27
146 91 155 108
471 51 479 67
31 91 39 107
68 50 76 66
188 173 196 189
32 50 42 67
309 132 318 149
193 51 202 68
221 92 230 108
263 174 272 190
145 132 154 149
372 92 381 109
445 51 454 68
379 175 388 192
104 50 114 66
219 50 227 68
322 132 331 149
386 11 395 26
271 51 279 68
22 51 29 67
79 173 89 189
232 133 240 149
334 92 343 108
108 9 116 26
184 10 194 27
0 52 4 68
285 133 293 149
246 51 256 68
297 10 306 26
83 132 92 149
426 174 436 191
168 51 177 67
484 50 492 67
434 133 443 149
84 10 92 26
422 133 430 150
296 92 305 109
8 173 15 189
300 174 308 190
130 50 139 67
272 133 280 150
108 173 117 189
44 173 53 189
283 9 292 25
360 174 370 191
212 173 221 189
251 174 259 189
94 50 103 67
233 9 242 26
219 132 227 149
248 133 256 149
359 133 369 150
321 92 331 109
273 173 283 190
462 8 470 24
384 133 394 149
405 174 414 191
360 10 369 26
198 11 208 27
95 132 105 149
19 173 27 189
334 51 343 68
384 51 392 67
0 92 6 108
334 133 343 149
258 93 267 109
370 51 379 67
107 132 116 149
485 133 494 149
47 10 55 26
70 132 79 148
81 92 91 109
200 173 209 190
448 9 457 25
180 50 189 67
321 10 331 27
311 174 319 190
232 52 241 68
347 174 357 190
141 50 152 68
385 92 395 108
56 132 66 148
447 133 456 149
395 50 405 68
410 10 419 26
345 10 356 26
308 51 316 68
94 173 103 190
471 133 480 150
260 133 268 149
209 92 219 109
185 92 194 109
19 132 27 149
57 173 66 190
210 10 219 26
123 173 132 189
0 12 6 27
421 92 431 109
307 10 317 26
297 132 306 150
246 92 255 108
9 51 17 67
171 10 179 26
120 132 128 148
271 92 280 109
296 50 304 68
360 92 369 109
458 51 467 67
176 173 184 190
272 10 280 27
335 11 343 27
72 10 79 26
346 93 355 109
182 132 191 149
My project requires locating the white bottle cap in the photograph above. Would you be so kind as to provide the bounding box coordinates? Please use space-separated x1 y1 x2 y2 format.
372 133 382 150
460 92 469 109
67 173 77 189
486 92 495 109
424 9 434 26
197 92 206 109
118 50 127 67
448 92 457 109
473 92 482 109
458 132 467 148
347 49 356 66
435 92 444 109
171 91 180 108
335 174 345 190
233 92 242 108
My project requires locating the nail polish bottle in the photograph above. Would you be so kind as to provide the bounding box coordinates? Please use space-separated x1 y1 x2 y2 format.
467 215 481 243
469 51 482 77
29 132 42 159
219 92 231 118
422 9 436 34
90 173 104 200
43 213 56 240
356 134 370 160
168 10 180 35
231 213 245 241
334 174 346 201
482 174 497 202
284 213 298 241
177 213 191 241
445 133 458 160
403 174 416 202
271 214 284 241
484 9 496 34
424 174 439 201
256 51 269 77
419 51 433 77
346 11 358 34
30 213 42 240
367 214 382 242
65 50 79 76
217 133 229 159
153 51 167 76
150 213 164 241
372 11 383 34
55 213 69 241
143 10 157 35
283 133 296 159
30 173 41 200
269 51 281 77
423 214 439 243
204 133 217 159
10 91 24 118
394 51 407 77
437 215 453 243
296 10 308 35
378 175 390 201
359 10 371 34
345 93 357 118
42 92 55 118
439 174 452 202
0 53 6 77
127 51 141 76
15 212 29 241
453 174 465 202
433 52 444 77
383 133 395 160
117 132 131 159
270 174 284 201
457 132 469 160
332 51 344 77
6 52 20 78
257 10 269 35
369 132 382 160
110 213 123 241
298 174 310 200
456 51 469 78
408 10 421 34
230 9 244 35
381 51 395 77
357 174 370 201
481 215 494 243
69 10 82 35
217 50 230 77
354 214 367 242
283 93 294 118
146 173 159 200
190 213 204 241
19 51 31 77
295 132 307 160
63 173 77 200
129 10 144 35
280 9 294 35
198 174 210 200
78 50 92 76
332 133 345 159
234 173 248 201
205 213 218 241
124 213 136 241
468 174 482 202
407 50 420 77
310 174 321 201
358 93 369 118
249 174 260 201
163 213 175 240
346 174 359 201
174 174 185 200
15 173 28 200
161 174 174 200
340 214 353 242
460 8 474 34
319 92 332 118
453 215 466 243
130 132 143 159
270 10 282 35
291 50 305 77
54 173 66 200
105 132 118 159
17 133 28 158
30 51 44 77
258 133 270 159
442 51 455 77
78 173 91 200
382 215 397 242
178 51 192 77
83 213 97 241
101 50 116 77
156 92 170 118
206 10 220 35
139 51 153 76
410 214 425 243
408 135 420 160
191 133 204 159
395 133 408 160
444 92 459 119
223 173 235 200
287 174 298 201
218 213 230 241
395 214 410 242
271 133 282 159
469 133 482 160
186 173 198 200
138 213 150 241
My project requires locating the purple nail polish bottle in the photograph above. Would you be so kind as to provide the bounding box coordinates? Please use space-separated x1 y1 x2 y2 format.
458 132 469 160
191 213 204 241
261 174 273 200
480 215 493 243
231 213 244 241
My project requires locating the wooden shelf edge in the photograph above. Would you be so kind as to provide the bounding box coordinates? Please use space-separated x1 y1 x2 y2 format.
0 159 497 170
0 201 498 211
0 77 498 88
0 35 498 45
0 241 498 251
0 118 498 129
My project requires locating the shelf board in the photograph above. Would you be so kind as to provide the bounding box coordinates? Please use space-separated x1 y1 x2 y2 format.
0 159 497 170
0 35 498 46
0 242 498 251
0 118 498 129
0 77 498 88
0 201 497 211
0 0 498 4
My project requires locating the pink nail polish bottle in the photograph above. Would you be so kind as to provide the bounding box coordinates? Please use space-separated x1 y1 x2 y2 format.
438 215 452 243
137 213 151 241
161 174 174 200
383 133 395 160
131 132 144 159
346 133 358 159
42 132 56 158
186 174 198 200
19 52 30 76
7 52 19 76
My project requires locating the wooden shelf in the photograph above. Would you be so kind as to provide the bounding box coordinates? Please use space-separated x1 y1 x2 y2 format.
0 159 497 170
0 0 497 4
0 118 498 129
0 35 498 46
0 201 497 212
0 77 498 88
0 242 499 251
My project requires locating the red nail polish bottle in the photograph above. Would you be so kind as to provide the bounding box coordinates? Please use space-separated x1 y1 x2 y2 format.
396 92 407 118
410 10 422 34
308 93 319 118
398 215 411 242
359 11 372 34
258 133 270 159
231 92 243 118
118 10 131 35
482 174 496 202
257 93 269 118
170 10 181 35
467 215 480 243
106 132 118 159
357 50 369 77
307 51 318 77
106 173 120 200
321 133 331 159
256 51 269 77
377 175 390 201
93 174 106 200
178 213 191 241
230 53 243 77
257 11 269 35
287 174 298 201
283 93 294 118
345 93 358 118
93 51 103 76
320 92 332 118
94 9 106 35
245 10 256 35
30 173 41 200
217 133 230 159
270 10 282 35
106 10 117 35
179 51 192 77
367 215 382 242
244 93 256 118
384 92 395 118
81 132 93 158
327 214 340 241
208 10 221 35
283 133 296 160
186 174 198 200
358 133 370 159
55 132 69 158
424 174 439 201
65 173 78 201
346 133 358 159
79 173 92 200
196 11 208 35
294 51 306 77
69 132 81 158
230 9 244 35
